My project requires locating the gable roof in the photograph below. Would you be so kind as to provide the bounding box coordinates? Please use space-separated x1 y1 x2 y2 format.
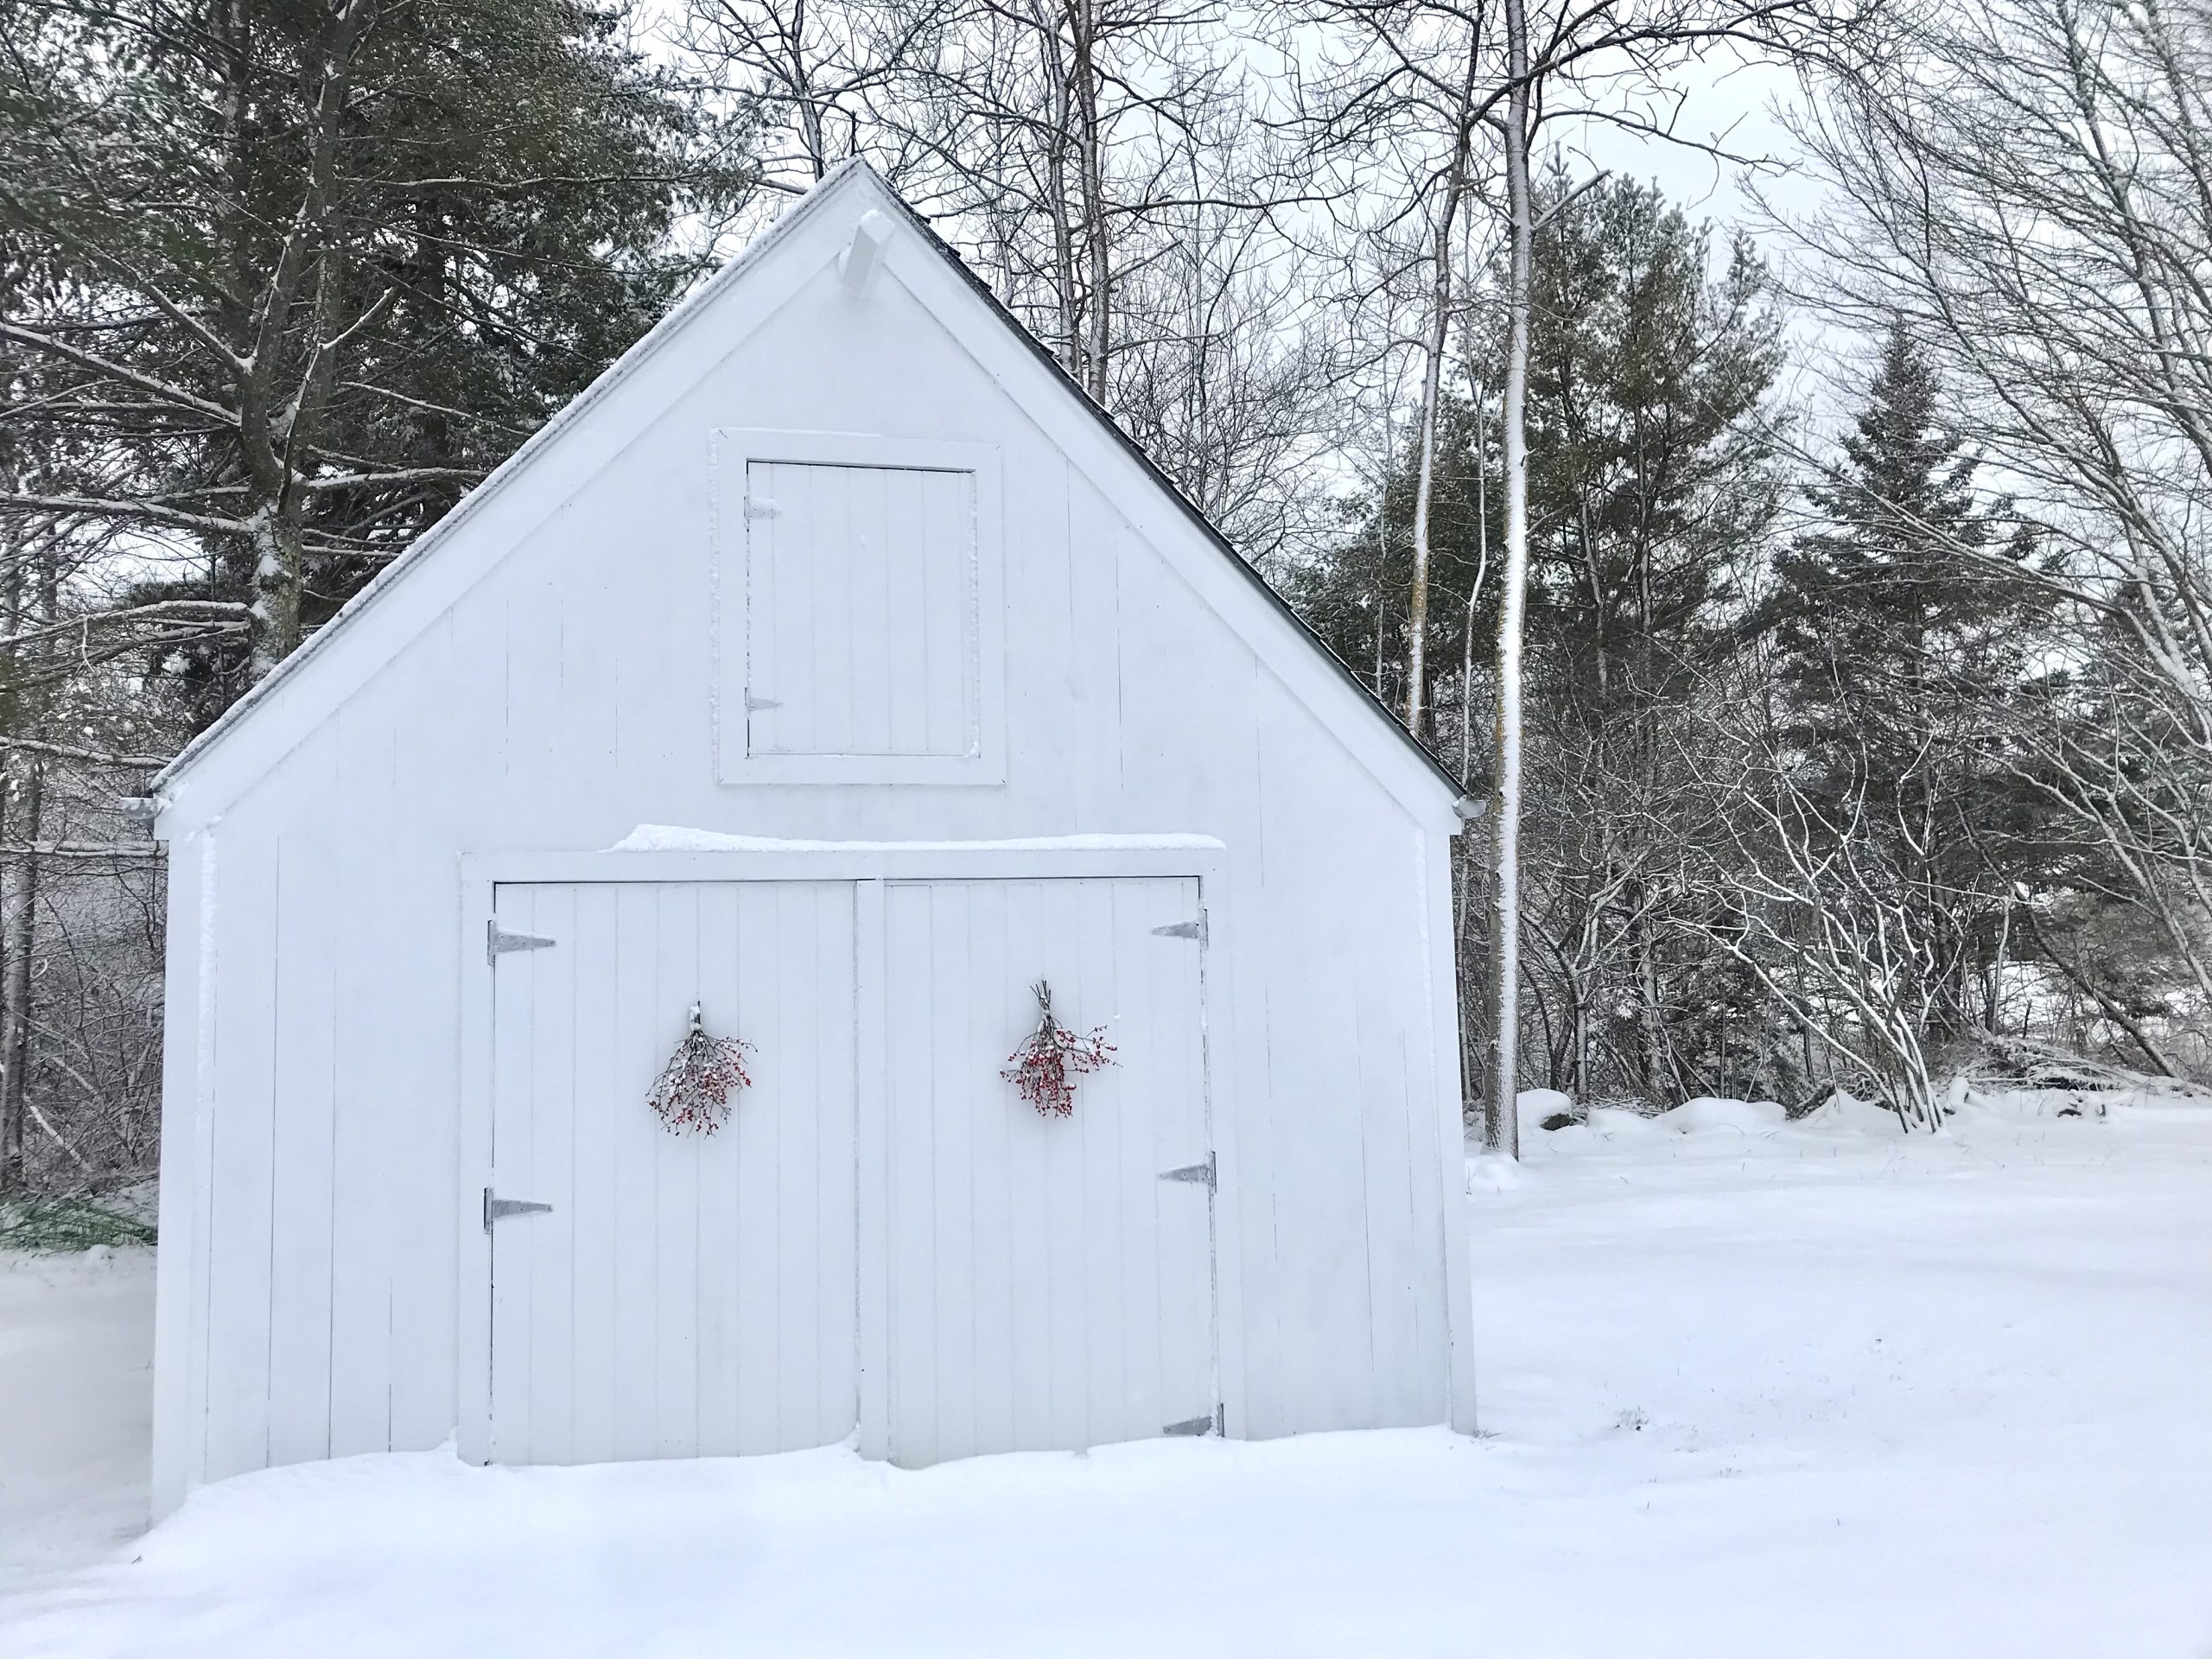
152 162 1470 819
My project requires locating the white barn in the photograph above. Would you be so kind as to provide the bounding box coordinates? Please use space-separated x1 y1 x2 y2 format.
146 162 1479 1518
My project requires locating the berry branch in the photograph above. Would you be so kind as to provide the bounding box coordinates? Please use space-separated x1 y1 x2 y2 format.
1001 980 1116 1117
647 1001 753 1135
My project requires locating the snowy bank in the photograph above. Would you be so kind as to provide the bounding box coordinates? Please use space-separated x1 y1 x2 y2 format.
3 1107 2209 1657
0 1247 154 1601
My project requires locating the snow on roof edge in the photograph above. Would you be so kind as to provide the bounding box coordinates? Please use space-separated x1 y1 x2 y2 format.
609 826 1229 855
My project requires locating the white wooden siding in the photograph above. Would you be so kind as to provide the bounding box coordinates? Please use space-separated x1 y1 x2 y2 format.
881 877 1213 1462
487 880 859 1464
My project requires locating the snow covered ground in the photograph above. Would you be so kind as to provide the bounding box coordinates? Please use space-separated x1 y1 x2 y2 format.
3 1094 2209 1657
0 1248 154 1608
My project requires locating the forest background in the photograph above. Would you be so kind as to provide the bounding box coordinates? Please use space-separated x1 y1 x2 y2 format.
5 0 2208 1194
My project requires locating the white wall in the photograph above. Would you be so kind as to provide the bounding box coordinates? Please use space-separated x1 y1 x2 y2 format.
151 172 1472 1513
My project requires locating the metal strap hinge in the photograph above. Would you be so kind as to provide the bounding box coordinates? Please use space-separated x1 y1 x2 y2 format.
744 499 780 518
1151 912 1207 944
1159 1153 1215 1192
487 921 556 964
744 693 783 712
1163 1406 1222 1437
482 1187 554 1231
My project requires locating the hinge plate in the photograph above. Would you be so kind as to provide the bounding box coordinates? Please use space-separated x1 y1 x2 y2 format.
1163 1409 1219 1438
744 498 780 519
1151 912 1207 944
486 921 556 964
1159 1154 1216 1192
482 1187 554 1232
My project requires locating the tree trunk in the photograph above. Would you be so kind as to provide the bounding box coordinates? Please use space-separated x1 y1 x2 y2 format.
247 506 305 678
1404 39 1480 739
1070 0 1111 403
1405 233 1450 737
1460 379 1488 778
0 760 41 1193
0 547 22 1194
1043 35 1080 379
1484 0 1533 1159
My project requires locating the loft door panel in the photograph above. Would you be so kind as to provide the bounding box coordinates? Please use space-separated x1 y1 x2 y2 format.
715 433 1005 785
487 880 858 1465
880 877 1215 1465
747 461 974 760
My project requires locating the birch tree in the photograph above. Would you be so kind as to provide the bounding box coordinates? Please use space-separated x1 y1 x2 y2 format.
683 0 1339 556
1288 0 1498 737
1488 0 1534 1150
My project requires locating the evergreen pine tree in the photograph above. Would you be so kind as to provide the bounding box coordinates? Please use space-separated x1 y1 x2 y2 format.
1765 324 2056 1034
0 0 758 728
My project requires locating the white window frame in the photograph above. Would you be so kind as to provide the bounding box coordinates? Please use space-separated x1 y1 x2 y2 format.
712 429 1007 785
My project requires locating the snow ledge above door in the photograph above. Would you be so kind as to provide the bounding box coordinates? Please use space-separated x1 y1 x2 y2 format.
607 826 1229 855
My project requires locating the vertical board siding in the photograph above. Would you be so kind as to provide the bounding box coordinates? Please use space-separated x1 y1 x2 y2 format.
691 882 742 1459
1257 691 1399 1433
1422 829 1481 1433
747 462 976 760
149 832 208 1514
264 747 340 1469
569 884 623 1458
327 700 403 1458
882 877 1212 1465
608 882 659 1461
488 881 858 1465
1147 879 1212 1438
652 885 702 1456
202 830 279 1482
528 884 580 1461
1257 684 1456 1433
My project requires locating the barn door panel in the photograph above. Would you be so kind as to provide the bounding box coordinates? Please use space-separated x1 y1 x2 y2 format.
880 876 1214 1465
487 880 858 1465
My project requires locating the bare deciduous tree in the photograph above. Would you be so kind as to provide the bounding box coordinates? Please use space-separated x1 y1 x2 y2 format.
1790 0 2212 1042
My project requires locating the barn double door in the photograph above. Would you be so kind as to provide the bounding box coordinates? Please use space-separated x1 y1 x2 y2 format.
485 875 1214 1467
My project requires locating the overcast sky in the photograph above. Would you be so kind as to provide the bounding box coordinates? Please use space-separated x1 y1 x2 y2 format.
1564 43 1807 226
1564 41 1868 421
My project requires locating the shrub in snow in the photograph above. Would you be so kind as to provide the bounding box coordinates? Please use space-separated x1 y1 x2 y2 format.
1517 1089 1578 1133
0 1198 155 1252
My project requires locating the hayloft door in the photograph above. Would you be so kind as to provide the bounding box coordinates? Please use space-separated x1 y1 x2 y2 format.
877 876 1217 1463
486 880 859 1464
